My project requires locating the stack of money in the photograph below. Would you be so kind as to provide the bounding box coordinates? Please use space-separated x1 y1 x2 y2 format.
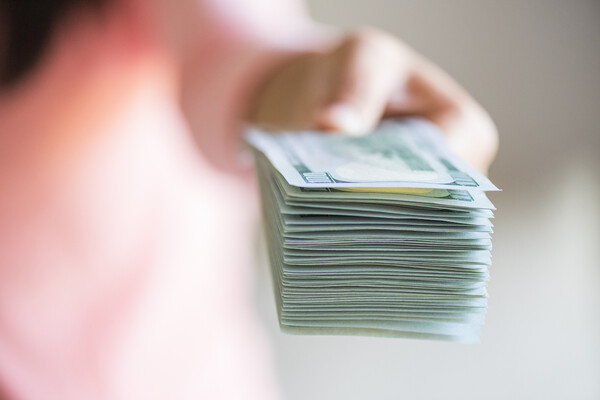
247 118 498 343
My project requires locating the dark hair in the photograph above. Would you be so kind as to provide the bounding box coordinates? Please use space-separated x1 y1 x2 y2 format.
0 0 105 87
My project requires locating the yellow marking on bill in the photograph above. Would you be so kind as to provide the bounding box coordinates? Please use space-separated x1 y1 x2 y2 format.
338 187 433 194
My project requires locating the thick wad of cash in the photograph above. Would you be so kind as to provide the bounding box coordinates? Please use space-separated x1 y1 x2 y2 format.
247 118 498 343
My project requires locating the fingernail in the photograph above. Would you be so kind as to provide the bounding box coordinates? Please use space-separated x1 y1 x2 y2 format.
327 104 365 136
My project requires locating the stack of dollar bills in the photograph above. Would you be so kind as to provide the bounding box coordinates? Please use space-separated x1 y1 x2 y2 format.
247 118 498 343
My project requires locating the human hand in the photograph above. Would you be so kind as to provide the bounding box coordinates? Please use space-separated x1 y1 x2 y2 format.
248 28 498 174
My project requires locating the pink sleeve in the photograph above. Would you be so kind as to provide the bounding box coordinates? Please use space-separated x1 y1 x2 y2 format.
0 0 338 400
0 1 334 399
178 0 335 173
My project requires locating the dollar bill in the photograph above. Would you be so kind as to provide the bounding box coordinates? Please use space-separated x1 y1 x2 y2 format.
250 118 498 343
246 118 498 191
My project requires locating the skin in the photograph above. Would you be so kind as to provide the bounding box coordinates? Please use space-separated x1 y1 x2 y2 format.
247 28 499 175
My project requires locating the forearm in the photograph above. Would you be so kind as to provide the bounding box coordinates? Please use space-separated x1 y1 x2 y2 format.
173 0 336 173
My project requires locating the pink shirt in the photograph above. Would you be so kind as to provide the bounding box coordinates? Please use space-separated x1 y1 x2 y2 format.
0 0 326 398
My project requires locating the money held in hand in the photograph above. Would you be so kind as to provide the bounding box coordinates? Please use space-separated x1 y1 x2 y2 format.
247 118 498 343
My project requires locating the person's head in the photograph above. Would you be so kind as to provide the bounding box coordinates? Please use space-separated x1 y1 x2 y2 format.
0 0 106 87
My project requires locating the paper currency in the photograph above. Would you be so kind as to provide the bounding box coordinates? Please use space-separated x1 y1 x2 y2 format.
246 118 498 191
247 118 497 343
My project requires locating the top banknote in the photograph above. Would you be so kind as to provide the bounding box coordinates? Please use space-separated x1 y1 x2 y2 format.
246 118 498 191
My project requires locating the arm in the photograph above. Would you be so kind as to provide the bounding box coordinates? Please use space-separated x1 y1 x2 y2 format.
161 1 497 174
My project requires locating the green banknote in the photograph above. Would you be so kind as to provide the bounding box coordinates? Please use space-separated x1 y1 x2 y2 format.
249 118 497 343
246 118 498 191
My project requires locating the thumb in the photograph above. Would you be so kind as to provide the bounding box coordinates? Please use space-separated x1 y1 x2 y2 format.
317 103 365 135
315 31 406 135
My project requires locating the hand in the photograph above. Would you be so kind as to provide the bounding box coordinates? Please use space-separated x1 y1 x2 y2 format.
248 28 498 174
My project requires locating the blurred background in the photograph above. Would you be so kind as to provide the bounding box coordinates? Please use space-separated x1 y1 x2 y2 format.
254 1 600 399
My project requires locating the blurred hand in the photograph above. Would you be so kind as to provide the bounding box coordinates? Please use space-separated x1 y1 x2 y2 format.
248 28 498 174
